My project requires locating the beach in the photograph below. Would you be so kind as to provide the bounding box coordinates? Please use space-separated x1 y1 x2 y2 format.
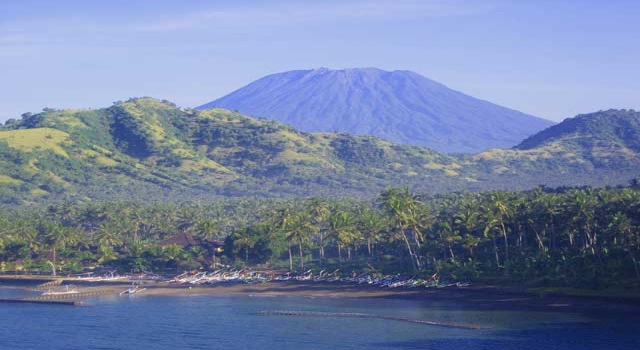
2 275 637 314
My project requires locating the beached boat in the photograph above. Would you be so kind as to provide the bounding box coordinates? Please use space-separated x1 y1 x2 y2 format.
120 284 146 295
42 285 79 296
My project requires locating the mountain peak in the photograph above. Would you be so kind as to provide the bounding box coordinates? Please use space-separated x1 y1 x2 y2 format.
198 68 554 153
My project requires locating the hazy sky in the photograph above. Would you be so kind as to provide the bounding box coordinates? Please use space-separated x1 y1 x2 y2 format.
1 0 638 123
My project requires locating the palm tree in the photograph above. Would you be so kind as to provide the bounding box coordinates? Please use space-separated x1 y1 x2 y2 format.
453 195 483 257
271 206 296 271
149 203 178 241
436 222 461 261
176 206 196 233
42 222 79 273
233 228 257 263
6 217 41 258
356 206 388 258
162 244 185 262
608 211 640 279
46 202 77 227
379 187 423 269
95 222 124 252
283 211 317 271
328 210 358 261
487 191 513 265
129 208 147 244
195 219 219 242
565 189 598 255
306 199 330 262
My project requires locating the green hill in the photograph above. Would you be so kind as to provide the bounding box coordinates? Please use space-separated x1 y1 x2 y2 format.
517 109 640 150
514 109 640 167
0 98 638 204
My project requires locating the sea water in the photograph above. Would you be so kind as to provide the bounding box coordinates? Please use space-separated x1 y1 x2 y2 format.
0 287 639 350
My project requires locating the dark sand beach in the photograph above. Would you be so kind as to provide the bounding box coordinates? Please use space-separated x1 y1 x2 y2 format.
3 275 637 314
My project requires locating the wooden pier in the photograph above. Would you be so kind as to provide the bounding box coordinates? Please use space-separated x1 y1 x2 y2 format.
0 298 80 306
0 290 112 306
24 290 110 302
33 279 63 290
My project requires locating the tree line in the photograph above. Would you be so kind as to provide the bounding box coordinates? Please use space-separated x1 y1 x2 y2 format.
1 184 639 288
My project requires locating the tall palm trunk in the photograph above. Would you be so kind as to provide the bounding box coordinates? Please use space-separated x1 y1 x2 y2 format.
492 237 500 267
530 224 545 254
396 217 418 270
52 247 57 275
412 227 422 249
401 229 417 270
448 243 455 262
298 242 304 270
501 222 509 264
319 232 325 262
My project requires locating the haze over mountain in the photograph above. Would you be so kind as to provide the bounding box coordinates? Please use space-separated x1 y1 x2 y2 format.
198 68 555 153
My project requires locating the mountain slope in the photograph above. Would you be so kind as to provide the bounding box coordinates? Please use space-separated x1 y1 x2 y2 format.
517 109 640 151
0 98 464 202
0 99 637 204
198 68 554 153
470 109 640 180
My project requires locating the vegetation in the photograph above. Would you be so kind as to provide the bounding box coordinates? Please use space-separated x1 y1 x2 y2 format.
1 99 639 204
1 99 640 290
1 184 639 290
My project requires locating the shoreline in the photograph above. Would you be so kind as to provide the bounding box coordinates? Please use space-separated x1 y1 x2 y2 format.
2 275 639 313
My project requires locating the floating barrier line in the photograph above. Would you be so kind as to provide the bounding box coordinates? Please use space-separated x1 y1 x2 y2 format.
257 310 488 330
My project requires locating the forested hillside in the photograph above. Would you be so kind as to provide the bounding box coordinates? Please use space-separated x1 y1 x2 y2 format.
0 98 638 204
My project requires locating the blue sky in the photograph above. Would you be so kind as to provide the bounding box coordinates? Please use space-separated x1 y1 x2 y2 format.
1 0 638 123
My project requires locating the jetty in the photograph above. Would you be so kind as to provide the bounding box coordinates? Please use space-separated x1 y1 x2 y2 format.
33 279 64 290
0 276 115 306
0 290 111 306
0 298 81 306
0 289 112 305
25 290 109 302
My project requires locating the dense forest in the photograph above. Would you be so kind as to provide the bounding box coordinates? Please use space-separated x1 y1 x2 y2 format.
1 184 639 289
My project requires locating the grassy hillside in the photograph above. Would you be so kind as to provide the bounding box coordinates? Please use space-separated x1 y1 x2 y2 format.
0 98 638 204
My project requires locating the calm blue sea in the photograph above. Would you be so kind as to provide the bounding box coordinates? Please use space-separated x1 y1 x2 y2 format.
0 286 639 350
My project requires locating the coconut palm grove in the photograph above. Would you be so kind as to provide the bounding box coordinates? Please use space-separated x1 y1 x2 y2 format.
2 184 639 290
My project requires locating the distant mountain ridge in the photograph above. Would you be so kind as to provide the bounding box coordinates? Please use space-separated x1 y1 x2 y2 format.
198 68 554 153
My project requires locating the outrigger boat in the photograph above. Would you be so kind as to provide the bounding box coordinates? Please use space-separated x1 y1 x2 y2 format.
120 283 146 295
42 285 79 296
